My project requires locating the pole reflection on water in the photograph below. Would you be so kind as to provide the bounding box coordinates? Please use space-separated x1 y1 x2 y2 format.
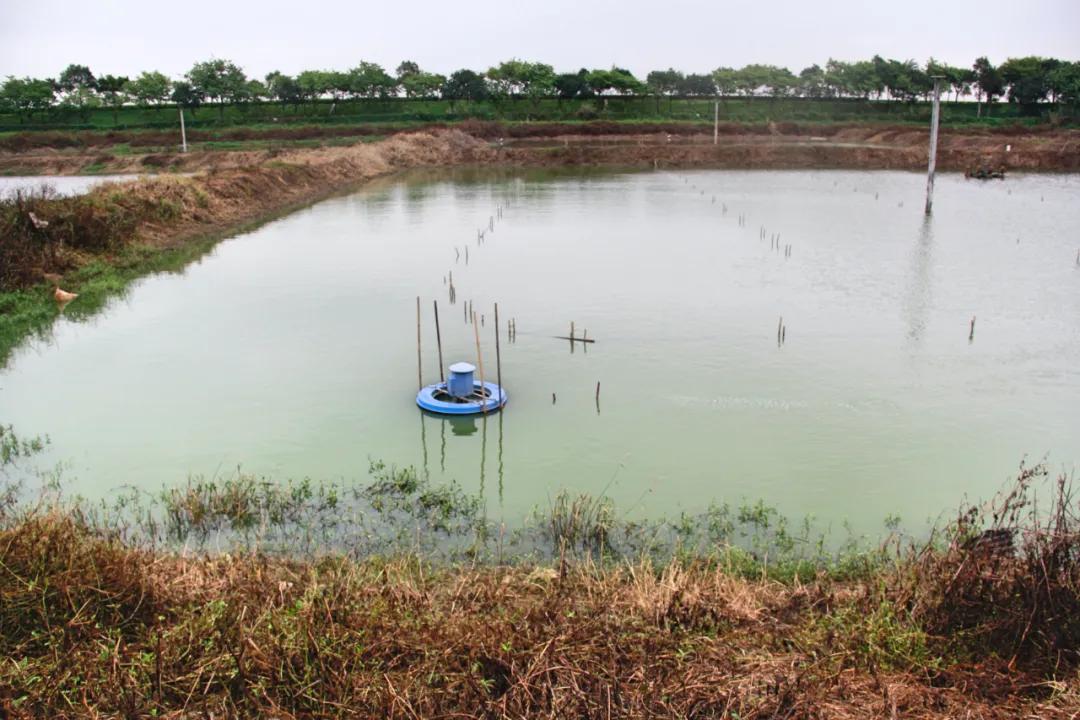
904 216 935 346
419 411 506 506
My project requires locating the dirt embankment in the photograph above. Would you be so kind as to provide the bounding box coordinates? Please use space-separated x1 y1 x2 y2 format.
132 129 495 249
2 121 1078 175
3 124 1078 290
497 125 1080 173
1 130 495 289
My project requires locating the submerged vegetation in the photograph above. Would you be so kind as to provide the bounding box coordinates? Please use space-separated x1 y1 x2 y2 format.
0 441 1077 716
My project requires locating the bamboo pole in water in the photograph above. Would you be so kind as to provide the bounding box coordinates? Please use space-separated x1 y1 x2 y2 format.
433 300 444 383
473 311 487 414
416 296 422 390
925 76 943 215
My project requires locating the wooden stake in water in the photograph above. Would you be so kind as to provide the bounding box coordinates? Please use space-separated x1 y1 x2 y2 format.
925 76 944 215
416 296 422 391
473 311 487 414
433 299 444 383
595 381 601 414
969 315 976 342
777 316 783 346
494 303 503 405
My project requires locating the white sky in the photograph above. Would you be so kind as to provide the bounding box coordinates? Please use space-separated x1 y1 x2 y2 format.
1 0 1077 81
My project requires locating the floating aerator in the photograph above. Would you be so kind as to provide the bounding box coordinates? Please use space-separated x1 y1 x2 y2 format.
416 362 506 415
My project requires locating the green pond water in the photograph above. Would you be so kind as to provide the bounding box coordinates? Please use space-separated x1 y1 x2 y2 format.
2 167 1078 534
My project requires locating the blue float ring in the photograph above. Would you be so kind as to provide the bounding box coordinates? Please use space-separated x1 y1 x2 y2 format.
416 381 507 415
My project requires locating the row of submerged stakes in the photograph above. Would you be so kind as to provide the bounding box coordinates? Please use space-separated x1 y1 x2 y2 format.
412 172 812 415
414 185 603 416
410 169 1049 415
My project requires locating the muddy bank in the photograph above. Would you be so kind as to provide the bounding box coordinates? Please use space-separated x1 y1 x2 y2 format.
497 128 1080 173
0 130 494 364
1 130 494 288
2 122 1078 176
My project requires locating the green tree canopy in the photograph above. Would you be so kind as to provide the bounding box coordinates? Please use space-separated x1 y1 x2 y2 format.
193 60 244 102
1048 61 1080 105
647 69 683 96
1 77 56 118
243 79 268 102
712 67 738 96
678 73 716 96
265 71 303 107
126 71 172 106
441 70 488 103
170 80 203 110
732 65 795 96
972 57 1004 106
396 61 421 79
554 70 594 99
186 59 247 115
401 72 446 99
798 65 827 97
96 74 130 119
296 70 330 100
349 62 397 98
486 60 556 100
57 64 96 92
585 68 644 96
1000 56 1053 104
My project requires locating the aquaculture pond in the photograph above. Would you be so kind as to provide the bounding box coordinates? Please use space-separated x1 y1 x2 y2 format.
2 167 1078 534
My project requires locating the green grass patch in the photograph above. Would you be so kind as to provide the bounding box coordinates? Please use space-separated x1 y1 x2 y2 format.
0 237 219 368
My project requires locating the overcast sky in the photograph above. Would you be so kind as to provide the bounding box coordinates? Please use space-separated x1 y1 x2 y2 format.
1 0 1077 81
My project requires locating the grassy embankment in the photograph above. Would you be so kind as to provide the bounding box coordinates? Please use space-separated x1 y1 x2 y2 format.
0 130 494 367
0 428 1077 718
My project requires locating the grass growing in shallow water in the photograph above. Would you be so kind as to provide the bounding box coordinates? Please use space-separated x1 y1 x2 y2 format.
1 447 1078 717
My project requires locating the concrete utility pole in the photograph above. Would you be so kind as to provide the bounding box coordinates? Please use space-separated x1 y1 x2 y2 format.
713 100 719 145
179 107 188 153
924 76 944 215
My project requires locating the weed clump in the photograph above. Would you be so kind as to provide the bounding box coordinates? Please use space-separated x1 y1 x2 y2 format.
898 463 1080 671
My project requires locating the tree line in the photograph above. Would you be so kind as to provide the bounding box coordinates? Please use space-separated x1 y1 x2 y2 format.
2 55 1077 121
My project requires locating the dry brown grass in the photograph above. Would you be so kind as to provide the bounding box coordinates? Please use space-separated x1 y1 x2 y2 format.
1 497 1078 719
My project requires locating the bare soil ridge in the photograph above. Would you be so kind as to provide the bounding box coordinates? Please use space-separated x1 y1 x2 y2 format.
1 121 1078 175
